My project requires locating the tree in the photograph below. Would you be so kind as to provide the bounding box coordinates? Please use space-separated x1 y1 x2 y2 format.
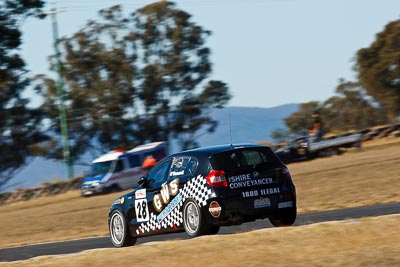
356 20 400 122
35 2 230 161
0 0 45 191
284 101 321 135
322 79 387 132
270 128 290 144
283 80 388 139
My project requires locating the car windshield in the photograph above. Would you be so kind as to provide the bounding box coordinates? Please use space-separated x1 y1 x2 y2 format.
91 161 113 176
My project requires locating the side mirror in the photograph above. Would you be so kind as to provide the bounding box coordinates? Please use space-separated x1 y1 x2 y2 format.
138 176 147 187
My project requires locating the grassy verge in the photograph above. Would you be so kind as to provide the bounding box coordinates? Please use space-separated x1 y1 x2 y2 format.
0 141 399 248
2 214 399 267
290 141 400 212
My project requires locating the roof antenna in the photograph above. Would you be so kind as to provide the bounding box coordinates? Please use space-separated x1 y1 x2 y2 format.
229 113 233 148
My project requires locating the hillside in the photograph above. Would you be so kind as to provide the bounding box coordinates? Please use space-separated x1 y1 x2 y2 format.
197 104 299 145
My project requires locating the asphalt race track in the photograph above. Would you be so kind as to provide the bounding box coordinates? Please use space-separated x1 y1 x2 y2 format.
1 202 399 262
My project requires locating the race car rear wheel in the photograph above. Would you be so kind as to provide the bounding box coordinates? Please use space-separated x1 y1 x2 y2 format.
269 206 297 227
109 210 137 247
183 199 209 237
207 225 220 235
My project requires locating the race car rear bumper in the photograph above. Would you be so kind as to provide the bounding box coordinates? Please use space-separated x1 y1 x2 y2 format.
203 190 296 225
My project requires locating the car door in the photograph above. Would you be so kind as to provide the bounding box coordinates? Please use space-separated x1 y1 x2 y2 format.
156 156 198 226
132 159 172 235
132 156 198 236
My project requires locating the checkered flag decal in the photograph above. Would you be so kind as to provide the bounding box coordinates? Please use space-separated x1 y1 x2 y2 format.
159 203 184 229
136 212 158 235
136 175 213 235
181 175 213 207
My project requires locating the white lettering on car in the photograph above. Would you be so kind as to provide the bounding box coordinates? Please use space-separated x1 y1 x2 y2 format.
153 194 163 212
160 185 170 204
260 187 280 195
152 178 179 212
229 177 273 189
135 198 149 222
241 188 280 198
135 189 146 199
228 174 251 183
169 178 179 195
157 193 183 222
242 190 259 198
170 170 184 176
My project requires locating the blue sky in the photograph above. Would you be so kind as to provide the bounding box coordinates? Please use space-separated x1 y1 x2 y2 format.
21 0 400 108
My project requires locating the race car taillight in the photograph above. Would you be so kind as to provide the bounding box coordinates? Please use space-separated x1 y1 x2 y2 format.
279 167 291 182
206 170 228 188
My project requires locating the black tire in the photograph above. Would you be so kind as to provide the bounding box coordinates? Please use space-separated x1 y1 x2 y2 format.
269 207 297 227
183 199 209 237
109 210 137 247
207 225 220 235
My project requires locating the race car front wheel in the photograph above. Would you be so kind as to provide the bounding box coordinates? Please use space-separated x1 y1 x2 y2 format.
109 210 137 247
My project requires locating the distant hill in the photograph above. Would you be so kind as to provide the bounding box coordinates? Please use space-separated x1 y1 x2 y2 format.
197 104 299 146
2 103 299 192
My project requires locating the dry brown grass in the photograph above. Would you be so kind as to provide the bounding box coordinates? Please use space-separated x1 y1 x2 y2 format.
2 214 399 267
362 136 400 148
0 140 399 248
0 190 122 248
290 141 400 212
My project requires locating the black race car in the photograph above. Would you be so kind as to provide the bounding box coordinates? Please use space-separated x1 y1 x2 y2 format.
108 144 297 247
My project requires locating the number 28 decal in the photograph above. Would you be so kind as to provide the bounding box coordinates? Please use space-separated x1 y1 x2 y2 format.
135 199 149 222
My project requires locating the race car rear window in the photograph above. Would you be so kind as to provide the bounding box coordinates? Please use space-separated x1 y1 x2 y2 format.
210 147 277 170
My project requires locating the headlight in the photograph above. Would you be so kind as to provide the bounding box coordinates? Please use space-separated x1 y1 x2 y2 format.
113 197 125 205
